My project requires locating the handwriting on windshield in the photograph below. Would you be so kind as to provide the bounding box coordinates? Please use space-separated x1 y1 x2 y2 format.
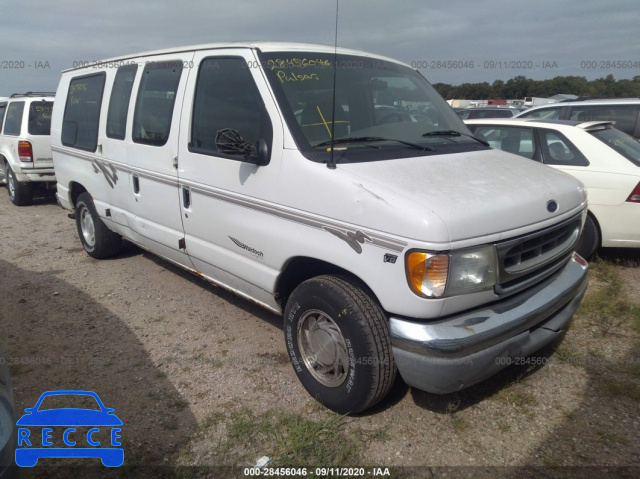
276 71 319 83
268 58 331 70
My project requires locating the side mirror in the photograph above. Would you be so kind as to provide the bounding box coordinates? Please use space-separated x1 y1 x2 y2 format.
215 129 270 167
248 138 270 167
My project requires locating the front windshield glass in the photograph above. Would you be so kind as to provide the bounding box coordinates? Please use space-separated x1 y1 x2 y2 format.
258 51 480 161
590 126 640 167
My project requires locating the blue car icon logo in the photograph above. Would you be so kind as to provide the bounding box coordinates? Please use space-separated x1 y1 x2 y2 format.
15 390 123 467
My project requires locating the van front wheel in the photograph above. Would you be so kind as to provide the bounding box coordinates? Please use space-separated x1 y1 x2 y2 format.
75 192 122 259
283 275 396 414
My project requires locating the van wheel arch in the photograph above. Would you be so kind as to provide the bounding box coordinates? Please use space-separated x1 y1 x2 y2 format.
576 211 600 259
275 257 382 311
69 182 88 207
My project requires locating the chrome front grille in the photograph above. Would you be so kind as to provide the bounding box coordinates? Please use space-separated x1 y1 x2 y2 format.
495 214 582 295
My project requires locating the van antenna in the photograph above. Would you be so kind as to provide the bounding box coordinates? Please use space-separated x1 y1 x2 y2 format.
327 0 339 170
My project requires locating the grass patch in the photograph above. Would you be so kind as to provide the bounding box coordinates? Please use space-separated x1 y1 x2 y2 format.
168 397 190 410
579 259 640 335
450 415 469 431
596 431 629 448
497 421 511 432
496 389 537 411
555 344 582 365
212 409 361 467
601 377 640 401
200 411 225 430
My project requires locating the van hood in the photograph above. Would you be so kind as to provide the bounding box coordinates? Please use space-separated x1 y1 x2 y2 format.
336 149 586 243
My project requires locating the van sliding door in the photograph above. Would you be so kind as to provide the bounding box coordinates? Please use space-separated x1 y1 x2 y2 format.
124 53 195 267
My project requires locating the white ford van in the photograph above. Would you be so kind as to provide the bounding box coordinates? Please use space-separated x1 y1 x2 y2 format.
52 43 589 413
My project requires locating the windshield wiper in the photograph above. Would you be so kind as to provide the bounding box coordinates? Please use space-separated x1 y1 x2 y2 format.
421 130 490 146
315 136 435 151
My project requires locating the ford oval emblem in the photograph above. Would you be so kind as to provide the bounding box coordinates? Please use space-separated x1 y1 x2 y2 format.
547 200 558 213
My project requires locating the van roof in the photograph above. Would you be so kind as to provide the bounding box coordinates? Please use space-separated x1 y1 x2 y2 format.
62 42 409 73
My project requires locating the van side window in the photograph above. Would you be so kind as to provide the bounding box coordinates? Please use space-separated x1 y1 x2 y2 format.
190 57 272 158
61 73 106 151
132 61 182 146
3 102 25 136
107 64 138 140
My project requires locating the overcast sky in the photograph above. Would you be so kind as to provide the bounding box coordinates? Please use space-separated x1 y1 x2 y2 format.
1 0 638 97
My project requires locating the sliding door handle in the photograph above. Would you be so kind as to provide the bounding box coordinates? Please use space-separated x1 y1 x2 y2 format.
182 187 191 209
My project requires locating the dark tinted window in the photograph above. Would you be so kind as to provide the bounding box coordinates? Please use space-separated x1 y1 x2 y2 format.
190 57 271 157
107 64 138 140
62 73 106 151
3 101 24 135
474 109 515 118
0 103 7 131
518 106 562 120
28 101 53 135
590 127 640 167
539 129 589 166
132 61 182 146
569 105 640 136
455 109 470 120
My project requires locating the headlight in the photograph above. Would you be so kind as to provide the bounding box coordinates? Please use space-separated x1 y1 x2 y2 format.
406 246 497 298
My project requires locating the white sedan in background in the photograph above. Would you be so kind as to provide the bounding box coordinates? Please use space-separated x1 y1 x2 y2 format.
465 118 640 258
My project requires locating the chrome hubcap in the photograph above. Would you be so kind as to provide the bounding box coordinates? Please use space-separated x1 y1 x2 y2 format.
80 207 96 247
7 170 15 198
297 309 349 387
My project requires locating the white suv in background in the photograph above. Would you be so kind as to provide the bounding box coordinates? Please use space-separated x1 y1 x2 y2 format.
515 98 640 139
0 92 56 205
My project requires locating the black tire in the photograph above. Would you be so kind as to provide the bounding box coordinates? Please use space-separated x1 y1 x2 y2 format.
283 275 396 414
5 164 33 206
75 192 122 259
575 214 599 259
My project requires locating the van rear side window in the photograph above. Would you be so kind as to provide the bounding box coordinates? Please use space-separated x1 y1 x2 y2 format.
3 102 24 136
132 61 182 146
107 64 138 140
61 73 106 151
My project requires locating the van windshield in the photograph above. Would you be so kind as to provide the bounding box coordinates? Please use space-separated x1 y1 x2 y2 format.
258 51 483 162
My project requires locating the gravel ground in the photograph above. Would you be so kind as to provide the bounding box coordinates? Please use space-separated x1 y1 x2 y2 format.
0 190 639 477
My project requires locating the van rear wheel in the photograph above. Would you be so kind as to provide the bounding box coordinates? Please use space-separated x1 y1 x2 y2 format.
283 275 396 414
75 192 122 259
6 164 33 206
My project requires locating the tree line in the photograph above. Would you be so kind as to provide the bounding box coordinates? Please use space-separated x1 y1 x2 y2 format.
432 75 640 100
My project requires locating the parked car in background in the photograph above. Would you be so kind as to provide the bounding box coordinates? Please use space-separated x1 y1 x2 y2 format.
455 106 524 120
52 42 589 413
466 118 640 258
0 92 56 205
515 98 640 139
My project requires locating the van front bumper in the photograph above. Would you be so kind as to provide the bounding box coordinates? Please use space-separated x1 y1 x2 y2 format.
390 253 589 394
